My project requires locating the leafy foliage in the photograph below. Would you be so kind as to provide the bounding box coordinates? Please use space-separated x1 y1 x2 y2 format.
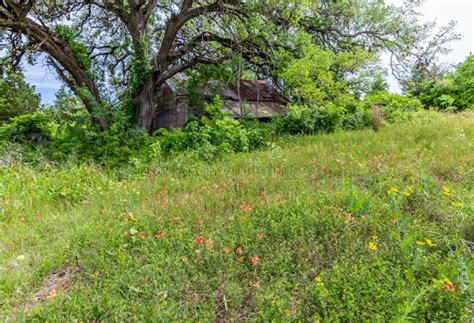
157 97 270 160
273 104 346 135
417 56 474 111
358 92 423 123
0 71 40 125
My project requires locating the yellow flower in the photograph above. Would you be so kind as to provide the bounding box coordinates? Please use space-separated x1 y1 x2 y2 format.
372 235 379 240
368 242 378 251
425 239 437 247
451 201 464 208
416 241 426 246
314 276 322 283
442 186 451 197
404 186 414 197
470 194 474 199
388 188 399 195
444 277 452 285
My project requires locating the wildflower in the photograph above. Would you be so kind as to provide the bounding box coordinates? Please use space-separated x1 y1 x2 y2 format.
425 239 437 247
155 230 167 240
388 188 399 195
237 256 244 262
443 278 455 292
46 288 57 299
127 213 136 223
206 239 214 246
250 256 261 264
368 242 378 251
145 195 152 201
416 241 426 246
239 204 254 213
256 233 264 239
236 247 244 255
451 201 464 208
442 186 451 197
224 246 232 254
195 236 205 245
372 235 379 240
252 281 261 287
139 231 146 239
314 276 322 283
404 186 414 197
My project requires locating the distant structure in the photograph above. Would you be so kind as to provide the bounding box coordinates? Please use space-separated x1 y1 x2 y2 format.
153 79 288 131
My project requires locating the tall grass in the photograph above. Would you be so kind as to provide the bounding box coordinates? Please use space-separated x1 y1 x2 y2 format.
0 114 472 320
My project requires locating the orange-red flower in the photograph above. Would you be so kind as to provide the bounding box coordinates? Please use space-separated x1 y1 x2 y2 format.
224 246 232 254
236 247 244 255
46 288 58 299
239 204 254 213
195 236 205 245
139 231 146 239
443 278 456 292
250 256 261 264
155 230 167 240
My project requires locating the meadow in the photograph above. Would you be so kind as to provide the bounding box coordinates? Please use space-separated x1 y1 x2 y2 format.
0 113 472 320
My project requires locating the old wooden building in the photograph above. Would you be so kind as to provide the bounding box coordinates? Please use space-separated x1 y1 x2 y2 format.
153 79 288 131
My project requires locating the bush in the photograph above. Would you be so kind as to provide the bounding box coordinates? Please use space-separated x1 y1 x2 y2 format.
418 56 474 111
157 97 270 160
0 70 41 125
358 92 423 123
0 113 53 146
273 104 345 135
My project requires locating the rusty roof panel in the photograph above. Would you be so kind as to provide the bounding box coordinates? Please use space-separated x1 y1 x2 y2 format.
227 80 288 103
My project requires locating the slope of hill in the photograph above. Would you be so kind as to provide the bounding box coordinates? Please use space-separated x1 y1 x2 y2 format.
1 114 473 320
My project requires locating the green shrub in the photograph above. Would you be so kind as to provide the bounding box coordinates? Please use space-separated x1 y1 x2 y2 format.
157 97 269 160
0 113 53 146
273 104 345 135
0 71 41 125
418 56 474 111
358 92 423 123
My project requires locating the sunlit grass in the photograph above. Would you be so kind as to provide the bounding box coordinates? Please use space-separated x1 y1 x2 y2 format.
0 113 473 320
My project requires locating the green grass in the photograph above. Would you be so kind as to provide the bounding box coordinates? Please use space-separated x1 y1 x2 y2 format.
0 114 473 320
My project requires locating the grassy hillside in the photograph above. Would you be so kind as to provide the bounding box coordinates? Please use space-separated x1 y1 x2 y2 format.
0 114 473 320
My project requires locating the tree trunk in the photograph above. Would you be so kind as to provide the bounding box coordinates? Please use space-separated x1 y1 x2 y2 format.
134 80 157 133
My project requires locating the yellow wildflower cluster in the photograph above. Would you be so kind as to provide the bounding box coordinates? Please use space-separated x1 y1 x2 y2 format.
451 201 464 208
442 186 451 197
416 239 437 247
368 242 378 251
388 188 399 195
404 186 414 197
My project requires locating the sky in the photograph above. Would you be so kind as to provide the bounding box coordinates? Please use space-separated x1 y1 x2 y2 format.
23 0 474 104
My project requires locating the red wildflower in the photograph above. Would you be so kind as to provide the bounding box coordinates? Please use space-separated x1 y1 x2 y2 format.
195 236 205 245
239 204 254 213
155 230 167 240
250 256 261 264
236 247 244 255
139 231 146 239
443 278 456 292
